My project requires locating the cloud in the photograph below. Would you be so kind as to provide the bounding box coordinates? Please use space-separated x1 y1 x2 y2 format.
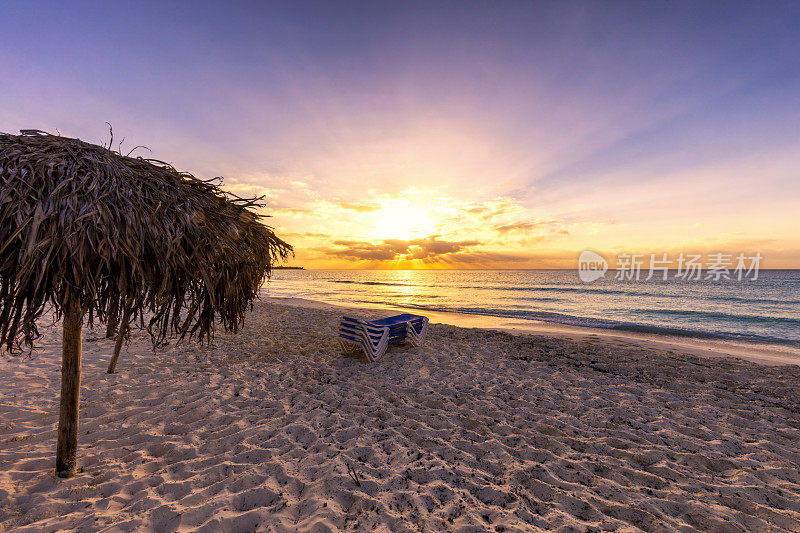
464 198 519 221
403 236 481 260
322 236 481 262
270 207 314 215
493 221 545 234
326 240 407 261
493 219 570 240
331 201 379 213
446 251 537 264
283 232 330 238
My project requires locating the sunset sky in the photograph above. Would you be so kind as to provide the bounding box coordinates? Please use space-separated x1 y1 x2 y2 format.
2 1 799 268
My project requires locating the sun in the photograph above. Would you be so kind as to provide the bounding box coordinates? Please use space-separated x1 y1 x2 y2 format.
370 198 437 240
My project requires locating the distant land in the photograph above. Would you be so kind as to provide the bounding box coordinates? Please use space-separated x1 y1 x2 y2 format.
273 266 304 270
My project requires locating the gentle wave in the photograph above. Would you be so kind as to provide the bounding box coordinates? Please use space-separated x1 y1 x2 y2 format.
632 308 800 325
349 300 800 347
331 279 647 296
329 279 440 288
328 279 800 305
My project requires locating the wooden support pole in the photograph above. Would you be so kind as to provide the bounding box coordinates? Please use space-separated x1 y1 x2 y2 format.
56 292 83 478
105 297 120 338
106 305 131 374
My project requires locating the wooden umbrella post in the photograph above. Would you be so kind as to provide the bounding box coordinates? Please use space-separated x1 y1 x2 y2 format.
105 297 120 338
55 291 83 478
106 304 131 374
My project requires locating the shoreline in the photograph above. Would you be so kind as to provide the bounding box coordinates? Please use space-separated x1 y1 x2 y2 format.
264 295 800 366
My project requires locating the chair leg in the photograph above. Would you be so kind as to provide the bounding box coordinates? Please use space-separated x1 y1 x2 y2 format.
365 325 389 362
372 335 389 362
405 318 429 347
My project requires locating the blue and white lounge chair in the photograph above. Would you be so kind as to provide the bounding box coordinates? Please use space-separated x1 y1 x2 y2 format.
338 313 429 362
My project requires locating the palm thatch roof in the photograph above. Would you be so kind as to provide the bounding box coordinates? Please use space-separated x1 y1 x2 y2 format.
0 130 292 353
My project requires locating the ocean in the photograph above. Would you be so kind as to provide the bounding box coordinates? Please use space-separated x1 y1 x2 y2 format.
263 269 800 346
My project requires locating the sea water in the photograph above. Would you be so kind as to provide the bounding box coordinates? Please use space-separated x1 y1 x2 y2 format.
264 269 800 346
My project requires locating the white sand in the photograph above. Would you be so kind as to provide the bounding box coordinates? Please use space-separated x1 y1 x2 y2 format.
2 299 800 532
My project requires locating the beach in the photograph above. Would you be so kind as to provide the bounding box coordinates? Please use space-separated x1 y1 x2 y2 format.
2 298 800 532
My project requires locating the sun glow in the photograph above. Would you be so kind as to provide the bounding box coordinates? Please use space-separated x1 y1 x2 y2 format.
369 198 438 240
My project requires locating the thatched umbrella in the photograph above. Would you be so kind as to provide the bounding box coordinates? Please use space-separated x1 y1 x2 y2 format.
0 130 292 477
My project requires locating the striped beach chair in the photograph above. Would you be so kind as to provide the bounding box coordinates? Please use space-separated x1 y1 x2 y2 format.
338 313 429 362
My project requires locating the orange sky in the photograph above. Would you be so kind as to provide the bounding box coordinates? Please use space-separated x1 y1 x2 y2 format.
230 145 800 269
